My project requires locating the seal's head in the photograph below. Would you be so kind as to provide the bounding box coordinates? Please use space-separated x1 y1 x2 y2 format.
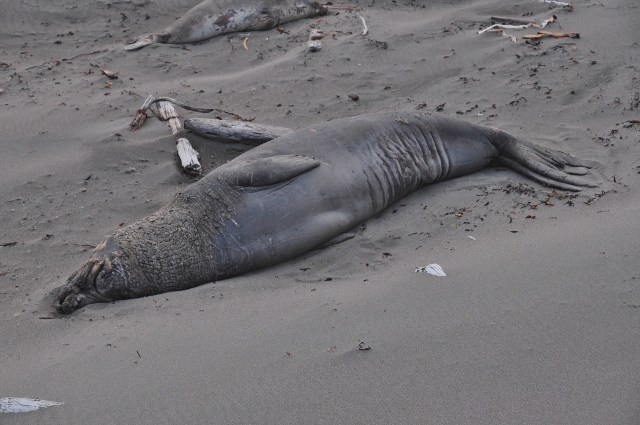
54 236 140 314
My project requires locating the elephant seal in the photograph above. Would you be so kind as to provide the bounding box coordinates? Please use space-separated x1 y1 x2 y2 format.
54 111 594 313
124 0 327 50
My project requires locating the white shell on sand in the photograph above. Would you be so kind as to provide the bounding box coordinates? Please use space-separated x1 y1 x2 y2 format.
415 264 446 276
0 397 63 413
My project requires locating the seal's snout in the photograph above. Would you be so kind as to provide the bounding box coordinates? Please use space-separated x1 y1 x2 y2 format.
54 257 110 314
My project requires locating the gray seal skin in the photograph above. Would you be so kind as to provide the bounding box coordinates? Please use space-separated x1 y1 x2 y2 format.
124 0 327 50
54 111 594 314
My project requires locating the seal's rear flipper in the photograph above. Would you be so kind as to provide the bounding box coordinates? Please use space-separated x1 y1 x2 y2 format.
124 33 165 51
493 140 597 191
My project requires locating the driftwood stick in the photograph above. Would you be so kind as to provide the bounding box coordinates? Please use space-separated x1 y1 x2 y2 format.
308 29 323 52
523 31 579 39
478 24 532 35
491 15 556 28
359 16 368 36
156 100 182 135
490 16 538 25
184 118 293 145
324 3 357 10
130 94 155 130
176 138 201 175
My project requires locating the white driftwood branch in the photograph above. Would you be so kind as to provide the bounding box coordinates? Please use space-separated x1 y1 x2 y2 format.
359 16 368 36
156 100 182 135
538 15 556 28
308 29 323 52
484 28 517 42
184 118 293 145
478 24 532 35
176 138 201 175
479 15 555 42
538 0 571 7
130 94 155 130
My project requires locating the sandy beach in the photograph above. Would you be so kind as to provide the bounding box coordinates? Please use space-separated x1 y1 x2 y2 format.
1 0 639 422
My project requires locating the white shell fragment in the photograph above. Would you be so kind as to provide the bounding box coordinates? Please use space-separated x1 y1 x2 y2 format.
538 0 571 6
0 397 63 413
415 263 446 276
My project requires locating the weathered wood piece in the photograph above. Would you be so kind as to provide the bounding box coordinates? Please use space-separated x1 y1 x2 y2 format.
130 94 155 130
156 100 182 135
523 31 579 39
176 138 201 175
308 29 323 52
184 118 293 145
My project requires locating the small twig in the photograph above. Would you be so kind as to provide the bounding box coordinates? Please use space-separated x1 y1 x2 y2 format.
153 97 252 121
226 35 235 52
324 3 357 10
359 16 368 36
25 50 108 70
523 31 579 39
130 94 155 130
242 36 249 51
61 49 109 62
491 16 538 25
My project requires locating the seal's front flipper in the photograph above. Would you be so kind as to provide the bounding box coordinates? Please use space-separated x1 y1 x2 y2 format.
225 155 321 187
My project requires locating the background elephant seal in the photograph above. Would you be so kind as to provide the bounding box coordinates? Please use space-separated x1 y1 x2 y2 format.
125 0 327 50
54 110 594 313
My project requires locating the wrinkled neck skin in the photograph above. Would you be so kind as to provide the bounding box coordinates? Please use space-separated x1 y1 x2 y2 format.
331 112 502 213
110 186 239 297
